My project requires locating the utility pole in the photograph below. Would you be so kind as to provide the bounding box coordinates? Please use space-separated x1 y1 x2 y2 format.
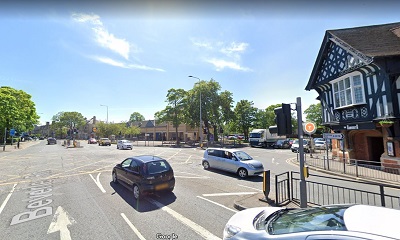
296 97 308 208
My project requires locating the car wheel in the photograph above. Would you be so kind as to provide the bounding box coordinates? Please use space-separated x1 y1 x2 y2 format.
133 184 141 200
202 161 210 170
237 168 248 178
117 145 119 149
112 171 118 184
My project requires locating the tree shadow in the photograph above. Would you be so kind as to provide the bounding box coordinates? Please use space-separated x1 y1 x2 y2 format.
205 168 264 183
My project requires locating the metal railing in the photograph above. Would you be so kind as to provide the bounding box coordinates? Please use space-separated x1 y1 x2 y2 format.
302 154 400 183
275 171 400 209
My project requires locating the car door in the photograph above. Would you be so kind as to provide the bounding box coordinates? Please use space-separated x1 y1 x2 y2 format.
221 151 238 173
116 158 132 184
125 160 142 188
206 149 223 170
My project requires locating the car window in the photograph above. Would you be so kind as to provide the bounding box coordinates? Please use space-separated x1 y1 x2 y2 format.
130 160 139 172
121 158 132 168
267 206 347 235
234 151 253 161
146 160 171 174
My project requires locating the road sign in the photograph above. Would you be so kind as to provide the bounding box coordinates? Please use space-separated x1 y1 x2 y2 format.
303 122 316 134
323 133 344 139
10 129 16 136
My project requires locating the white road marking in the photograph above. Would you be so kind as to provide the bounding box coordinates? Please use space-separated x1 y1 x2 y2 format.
197 196 238 213
121 213 146 240
90 173 106 193
147 198 221 240
166 149 182 160
185 155 192 163
0 183 17 215
238 184 263 192
175 176 209 179
47 206 77 240
202 192 257 197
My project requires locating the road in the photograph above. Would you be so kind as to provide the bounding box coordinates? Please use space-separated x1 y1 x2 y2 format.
0 140 394 239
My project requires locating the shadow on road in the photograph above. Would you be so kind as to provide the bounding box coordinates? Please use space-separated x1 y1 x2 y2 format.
109 181 177 212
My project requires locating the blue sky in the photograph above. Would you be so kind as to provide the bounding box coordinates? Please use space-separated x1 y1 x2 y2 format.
1 1 399 125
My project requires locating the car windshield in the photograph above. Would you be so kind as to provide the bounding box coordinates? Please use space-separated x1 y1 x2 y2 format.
234 151 253 161
145 160 171 174
249 133 261 138
267 206 348 235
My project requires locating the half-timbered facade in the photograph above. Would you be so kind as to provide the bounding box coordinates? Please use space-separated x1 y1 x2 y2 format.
306 22 400 170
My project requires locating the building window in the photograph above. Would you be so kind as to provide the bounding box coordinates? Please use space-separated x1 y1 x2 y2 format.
332 73 365 109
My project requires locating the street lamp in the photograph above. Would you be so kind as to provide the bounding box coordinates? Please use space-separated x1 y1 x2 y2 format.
100 104 108 123
188 75 202 147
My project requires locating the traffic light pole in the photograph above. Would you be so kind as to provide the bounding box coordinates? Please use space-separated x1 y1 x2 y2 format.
296 97 308 208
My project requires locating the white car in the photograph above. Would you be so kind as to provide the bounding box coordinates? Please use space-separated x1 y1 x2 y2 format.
314 140 326 150
223 204 400 239
202 148 264 178
116 140 133 150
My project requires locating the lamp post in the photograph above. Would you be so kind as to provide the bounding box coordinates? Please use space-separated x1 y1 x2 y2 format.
188 75 202 148
100 104 108 123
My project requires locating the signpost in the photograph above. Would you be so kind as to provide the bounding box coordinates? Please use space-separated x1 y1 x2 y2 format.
323 133 344 139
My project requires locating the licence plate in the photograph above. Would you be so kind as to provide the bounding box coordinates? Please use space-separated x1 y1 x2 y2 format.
155 183 169 191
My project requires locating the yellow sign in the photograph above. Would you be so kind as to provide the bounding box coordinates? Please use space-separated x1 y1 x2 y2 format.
303 122 316 134
92 127 97 132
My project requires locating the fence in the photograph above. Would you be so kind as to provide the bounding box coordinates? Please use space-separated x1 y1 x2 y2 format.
301 153 400 183
275 171 400 209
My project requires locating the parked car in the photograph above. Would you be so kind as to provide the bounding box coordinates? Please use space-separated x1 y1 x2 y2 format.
47 137 57 145
290 139 309 153
223 204 400 240
88 138 97 144
112 155 175 200
272 140 291 149
314 140 326 150
98 138 111 146
202 148 264 178
117 140 133 150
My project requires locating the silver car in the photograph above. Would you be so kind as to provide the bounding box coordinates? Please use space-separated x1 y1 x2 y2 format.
116 140 133 150
202 148 264 178
223 204 400 239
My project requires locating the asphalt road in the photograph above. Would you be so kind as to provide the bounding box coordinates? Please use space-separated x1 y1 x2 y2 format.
0 141 396 239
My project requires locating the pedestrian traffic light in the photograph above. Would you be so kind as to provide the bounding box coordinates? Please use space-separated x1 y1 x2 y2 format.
274 103 292 136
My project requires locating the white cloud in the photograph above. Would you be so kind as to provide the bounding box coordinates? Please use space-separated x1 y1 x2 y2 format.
192 38 250 71
72 13 131 60
206 58 252 72
92 56 165 72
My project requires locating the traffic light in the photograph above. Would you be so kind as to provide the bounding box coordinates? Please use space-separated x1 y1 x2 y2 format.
219 127 224 133
274 103 292 136
203 128 207 134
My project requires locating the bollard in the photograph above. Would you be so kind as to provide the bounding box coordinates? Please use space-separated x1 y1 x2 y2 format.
263 170 271 199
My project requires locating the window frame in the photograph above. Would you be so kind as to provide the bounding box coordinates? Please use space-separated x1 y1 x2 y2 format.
331 72 366 109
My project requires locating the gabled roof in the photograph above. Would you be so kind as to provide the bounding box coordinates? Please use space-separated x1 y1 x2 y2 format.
329 22 400 57
306 22 400 91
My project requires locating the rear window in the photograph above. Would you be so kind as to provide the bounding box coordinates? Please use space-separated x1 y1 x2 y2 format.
145 160 171 174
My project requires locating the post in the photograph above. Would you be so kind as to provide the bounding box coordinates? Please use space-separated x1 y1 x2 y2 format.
262 170 271 199
342 139 346 173
3 127 6 151
297 97 308 208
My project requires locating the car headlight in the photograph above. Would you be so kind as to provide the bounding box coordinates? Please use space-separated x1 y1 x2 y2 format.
223 224 241 239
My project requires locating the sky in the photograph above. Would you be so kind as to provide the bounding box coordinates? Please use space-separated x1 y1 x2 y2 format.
1 0 400 125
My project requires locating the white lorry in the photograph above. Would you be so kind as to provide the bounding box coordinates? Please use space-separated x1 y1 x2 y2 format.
249 129 284 148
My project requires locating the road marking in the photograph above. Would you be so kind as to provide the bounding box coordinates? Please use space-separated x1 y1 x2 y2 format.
121 213 146 240
147 198 221 240
0 183 17 215
238 184 263 192
197 196 238 213
202 192 257 197
47 206 76 240
166 149 182 160
90 173 106 193
185 155 192 163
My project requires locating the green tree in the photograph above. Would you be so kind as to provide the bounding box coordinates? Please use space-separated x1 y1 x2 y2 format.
155 88 186 145
304 103 326 133
234 100 257 140
129 112 145 122
51 111 86 138
0 86 39 140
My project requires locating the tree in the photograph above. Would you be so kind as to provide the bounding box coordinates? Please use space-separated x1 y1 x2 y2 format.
234 100 257 140
129 112 145 122
155 88 186 145
0 86 39 141
51 112 86 138
304 103 326 133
